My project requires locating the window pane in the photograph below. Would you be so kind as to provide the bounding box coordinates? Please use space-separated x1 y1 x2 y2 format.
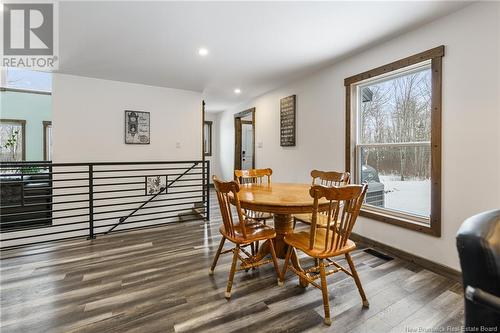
204 122 211 155
3 68 52 92
359 66 431 144
0 121 24 162
360 145 431 219
45 123 53 160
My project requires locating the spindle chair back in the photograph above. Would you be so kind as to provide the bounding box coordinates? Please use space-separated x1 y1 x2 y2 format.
234 168 272 185
308 184 367 253
234 168 274 227
293 170 350 229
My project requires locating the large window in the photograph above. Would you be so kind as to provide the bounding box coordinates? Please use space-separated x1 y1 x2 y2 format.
0 119 26 162
345 46 443 236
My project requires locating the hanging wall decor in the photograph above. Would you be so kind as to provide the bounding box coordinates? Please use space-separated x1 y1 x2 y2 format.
145 175 167 195
125 110 150 144
280 95 296 146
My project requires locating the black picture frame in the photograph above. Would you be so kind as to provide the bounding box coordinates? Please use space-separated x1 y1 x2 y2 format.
280 95 296 147
125 110 150 144
145 175 168 196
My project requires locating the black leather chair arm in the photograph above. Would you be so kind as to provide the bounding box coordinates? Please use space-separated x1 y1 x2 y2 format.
465 286 500 314
457 209 500 329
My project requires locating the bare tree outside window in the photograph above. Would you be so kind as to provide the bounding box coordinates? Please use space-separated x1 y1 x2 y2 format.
0 120 25 162
357 65 432 219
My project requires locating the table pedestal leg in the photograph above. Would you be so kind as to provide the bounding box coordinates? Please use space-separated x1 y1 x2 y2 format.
255 213 308 286
272 213 293 258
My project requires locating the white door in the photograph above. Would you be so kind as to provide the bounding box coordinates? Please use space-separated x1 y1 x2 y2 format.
241 123 253 169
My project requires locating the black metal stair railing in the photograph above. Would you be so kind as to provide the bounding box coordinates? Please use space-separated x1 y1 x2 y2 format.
104 162 200 234
0 160 210 250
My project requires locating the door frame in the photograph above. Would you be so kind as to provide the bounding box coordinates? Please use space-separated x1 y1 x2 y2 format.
234 108 255 172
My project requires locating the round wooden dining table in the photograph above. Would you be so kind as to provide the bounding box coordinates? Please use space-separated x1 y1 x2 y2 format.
236 182 330 282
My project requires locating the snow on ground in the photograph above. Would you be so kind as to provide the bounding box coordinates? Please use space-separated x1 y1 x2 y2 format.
379 175 430 218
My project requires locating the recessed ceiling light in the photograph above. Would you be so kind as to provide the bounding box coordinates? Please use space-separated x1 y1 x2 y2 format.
198 48 209 56
234 88 241 94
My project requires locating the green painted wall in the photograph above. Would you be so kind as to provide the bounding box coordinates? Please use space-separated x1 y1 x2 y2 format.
0 91 52 161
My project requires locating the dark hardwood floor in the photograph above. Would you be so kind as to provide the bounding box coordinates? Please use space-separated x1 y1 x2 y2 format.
0 193 464 332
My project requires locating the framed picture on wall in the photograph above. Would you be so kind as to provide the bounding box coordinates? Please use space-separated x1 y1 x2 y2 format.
280 95 296 146
125 110 150 144
145 175 167 195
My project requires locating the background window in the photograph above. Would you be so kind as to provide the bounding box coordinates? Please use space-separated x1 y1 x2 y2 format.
44 121 52 161
204 121 212 156
1 68 52 161
0 119 26 162
1 68 52 93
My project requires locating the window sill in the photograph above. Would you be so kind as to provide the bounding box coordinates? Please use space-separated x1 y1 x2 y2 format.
360 208 441 237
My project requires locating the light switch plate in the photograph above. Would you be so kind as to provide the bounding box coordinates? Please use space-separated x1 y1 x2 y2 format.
176 142 181 148
257 142 263 148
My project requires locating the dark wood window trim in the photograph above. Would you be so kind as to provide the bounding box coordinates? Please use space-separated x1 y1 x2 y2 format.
344 45 444 237
204 120 212 157
43 121 52 161
0 118 27 161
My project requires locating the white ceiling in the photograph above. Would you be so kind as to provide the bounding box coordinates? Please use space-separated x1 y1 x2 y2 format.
58 1 471 112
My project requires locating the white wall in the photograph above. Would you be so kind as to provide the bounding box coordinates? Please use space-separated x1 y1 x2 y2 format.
204 112 222 182
218 2 500 270
53 74 202 162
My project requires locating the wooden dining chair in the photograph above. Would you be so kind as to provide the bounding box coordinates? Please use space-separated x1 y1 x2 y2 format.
281 184 368 325
234 168 273 185
209 176 281 299
293 170 350 229
234 168 274 224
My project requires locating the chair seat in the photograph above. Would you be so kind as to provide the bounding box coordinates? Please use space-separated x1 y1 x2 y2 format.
284 229 356 258
245 210 273 221
294 213 339 228
220 220 276 244
295 213 318 225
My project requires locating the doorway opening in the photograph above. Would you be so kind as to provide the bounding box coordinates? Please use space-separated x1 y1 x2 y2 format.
234 108 255 171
